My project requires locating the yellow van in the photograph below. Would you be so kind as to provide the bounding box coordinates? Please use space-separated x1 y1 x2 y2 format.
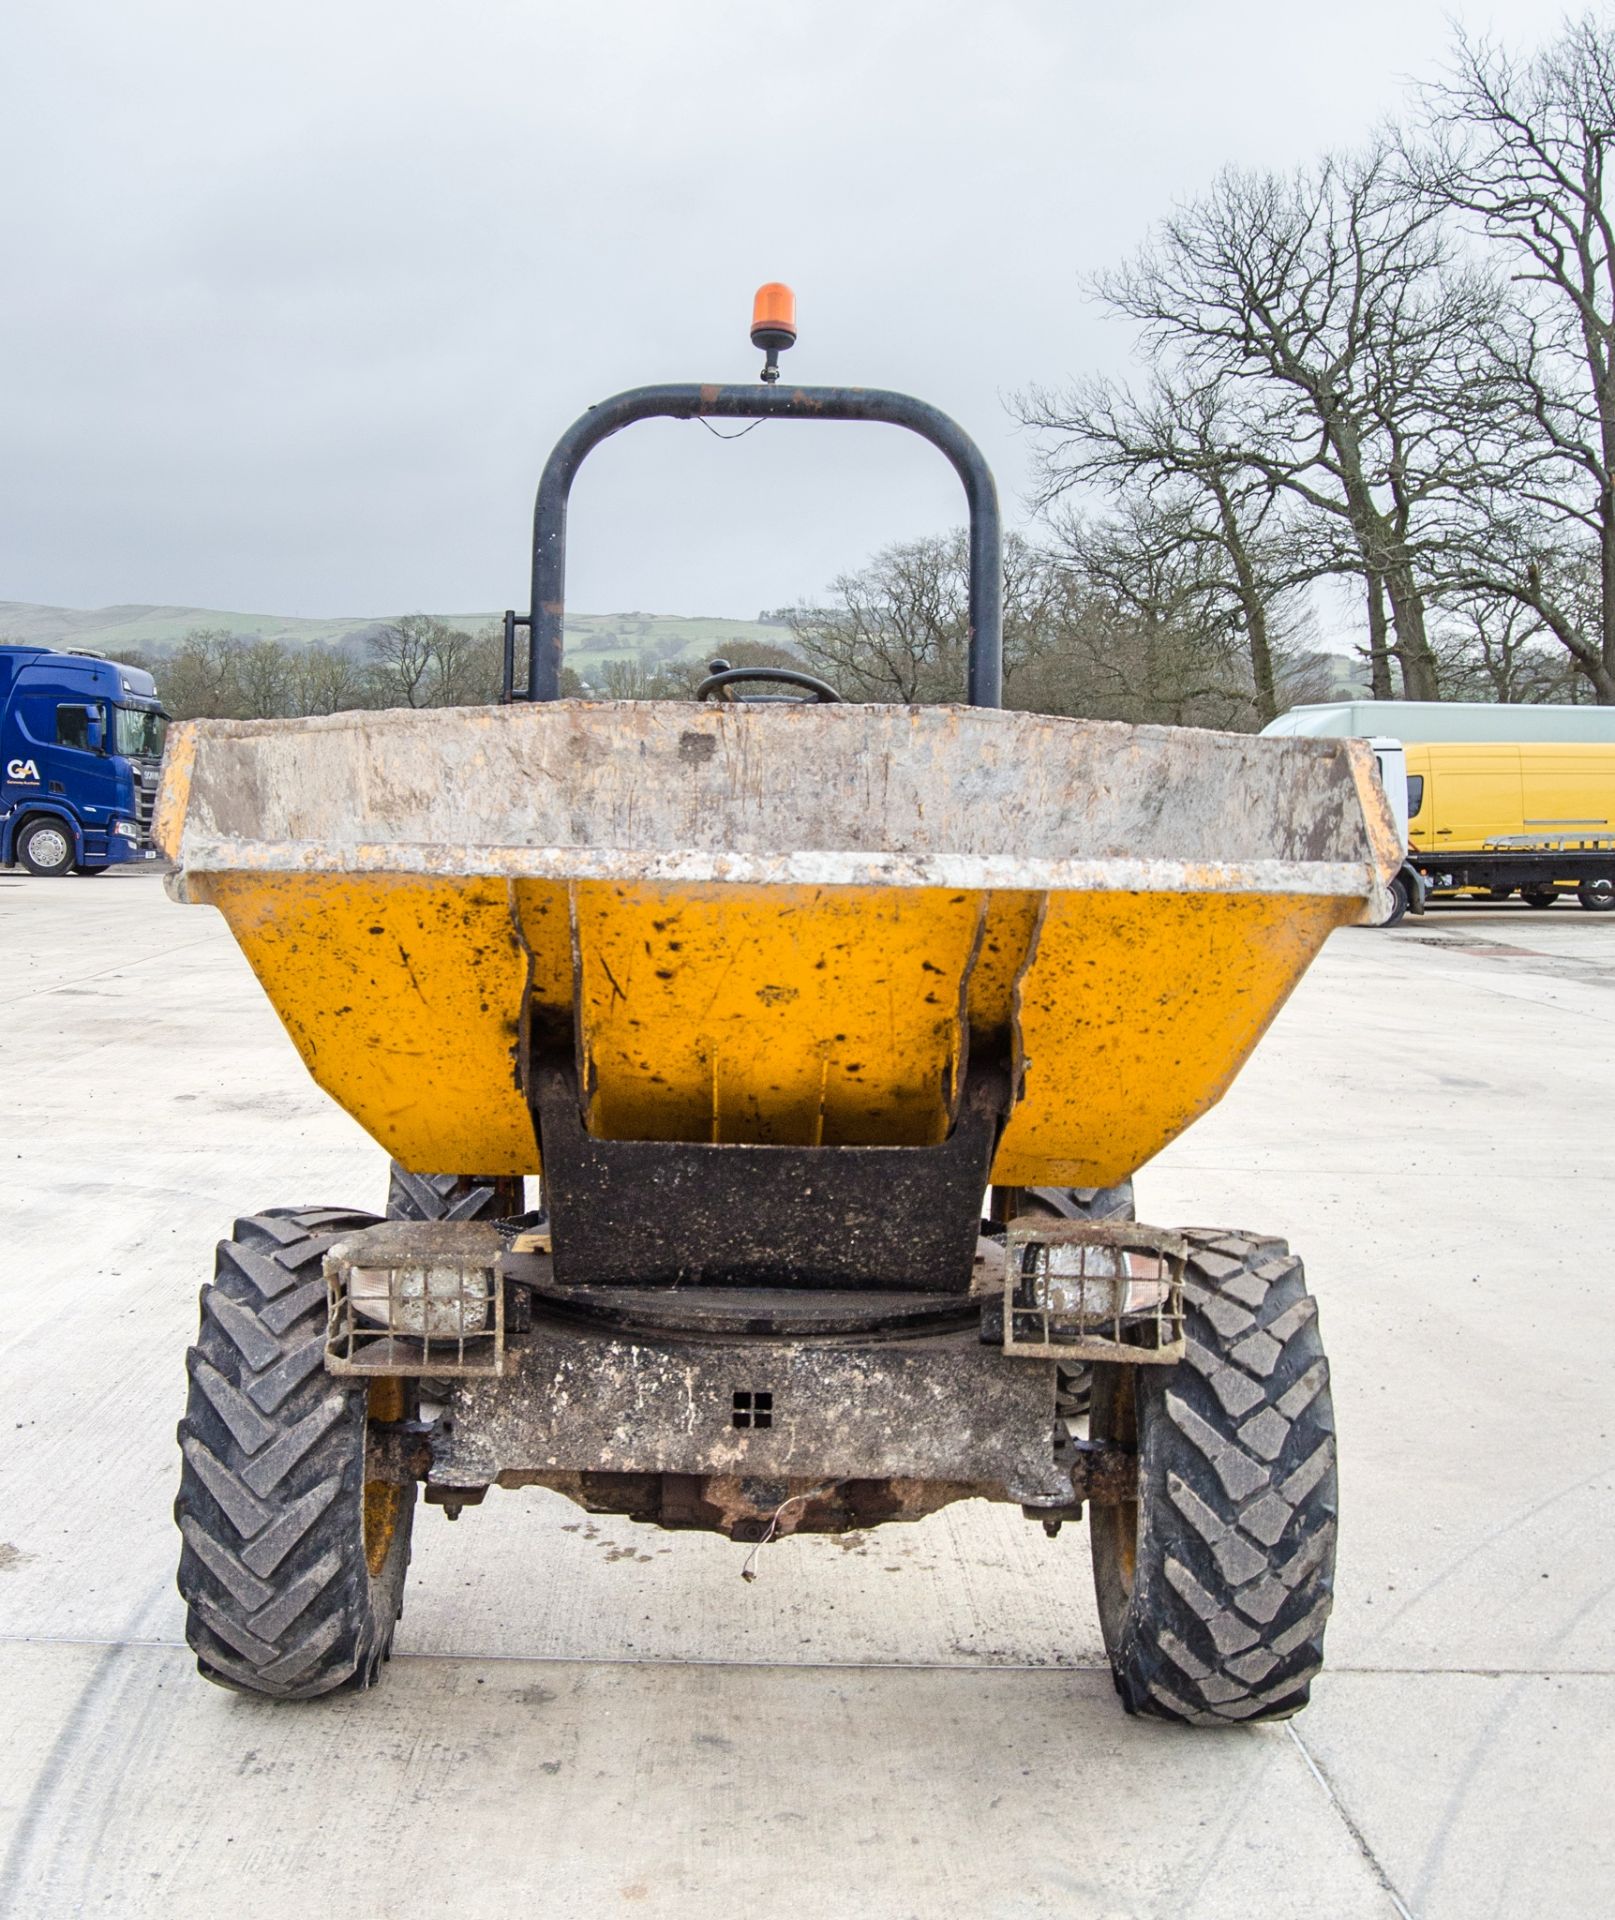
1406 742 1615 908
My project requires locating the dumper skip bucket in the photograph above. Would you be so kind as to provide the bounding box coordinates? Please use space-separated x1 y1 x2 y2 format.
156 696 1399 1186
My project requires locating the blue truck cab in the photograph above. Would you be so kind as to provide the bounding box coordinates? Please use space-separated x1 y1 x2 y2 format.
1 645 169 875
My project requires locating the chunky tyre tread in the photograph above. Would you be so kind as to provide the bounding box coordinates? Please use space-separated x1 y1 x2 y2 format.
175 1207 412 1699
385 1166 522 1223
1095 1230 1337 1726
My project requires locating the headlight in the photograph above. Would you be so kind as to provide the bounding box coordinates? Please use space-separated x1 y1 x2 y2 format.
112 820 139 839
1034 1243 1131 1322
348 1263 491 1338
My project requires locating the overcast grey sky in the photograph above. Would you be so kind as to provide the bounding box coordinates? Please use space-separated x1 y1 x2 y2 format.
0 0 1558 627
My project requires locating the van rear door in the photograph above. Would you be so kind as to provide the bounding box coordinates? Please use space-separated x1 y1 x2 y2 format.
1520 744 1614 846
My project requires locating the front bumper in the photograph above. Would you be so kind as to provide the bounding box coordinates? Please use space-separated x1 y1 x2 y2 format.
327 1219 1170 1537
434 1317 1070 1507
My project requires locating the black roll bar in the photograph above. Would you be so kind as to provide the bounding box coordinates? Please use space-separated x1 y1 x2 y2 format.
517 383 1003 708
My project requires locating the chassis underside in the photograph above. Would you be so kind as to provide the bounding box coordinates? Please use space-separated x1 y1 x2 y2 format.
337 1216 1160 1541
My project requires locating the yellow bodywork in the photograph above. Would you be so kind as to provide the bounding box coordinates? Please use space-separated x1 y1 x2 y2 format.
1407 741 1615 854
158 701 1397 1189
993 888 1354 1185
197 872 537 1174
191 872 1355 1190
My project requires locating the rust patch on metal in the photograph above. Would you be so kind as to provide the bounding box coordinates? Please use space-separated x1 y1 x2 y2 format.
495 1470 998 1538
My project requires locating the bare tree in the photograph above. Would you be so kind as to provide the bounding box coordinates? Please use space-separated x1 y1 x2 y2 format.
1019 372 1320 722
789 530 1061 703
1415 16 1615 701
115 619 513 722
368 615 440 708
290 643 374 716
1093 143 1514 699
1432 594 1585 702
789 535 968 702
651 638 804 699
423 623 505 706
1043 499 1266 727
599 657 664 700
234 636 295 718
786 519 1267 727
158 629 249 720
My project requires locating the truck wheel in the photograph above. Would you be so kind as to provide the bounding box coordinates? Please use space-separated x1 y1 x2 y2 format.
1523 888 1559 908
1090 1231 1337 1725
386 1165 524 1221
1379 875 1410 926
16 817 75 877
1578 878 1615 913
1019 1183 1135 1423
175 1207 415 1699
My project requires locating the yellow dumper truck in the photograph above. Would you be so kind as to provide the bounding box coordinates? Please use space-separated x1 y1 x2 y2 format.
158 296 1400 1724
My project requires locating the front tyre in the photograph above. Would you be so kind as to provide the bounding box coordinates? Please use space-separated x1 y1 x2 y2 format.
175 1208 415 1699
1090 1231 1337 1725
1578 878 1615 913
16 817 75 876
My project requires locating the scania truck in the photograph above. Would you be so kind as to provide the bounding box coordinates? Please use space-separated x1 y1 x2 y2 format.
1263 702 1615 920
1 645 168 876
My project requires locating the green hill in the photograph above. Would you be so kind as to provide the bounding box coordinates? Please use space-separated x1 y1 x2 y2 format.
0 600 788 670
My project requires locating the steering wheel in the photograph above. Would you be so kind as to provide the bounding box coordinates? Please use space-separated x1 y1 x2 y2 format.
695 661 842 704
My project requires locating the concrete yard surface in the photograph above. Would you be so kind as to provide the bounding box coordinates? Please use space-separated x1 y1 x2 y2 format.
1 868 1612 1918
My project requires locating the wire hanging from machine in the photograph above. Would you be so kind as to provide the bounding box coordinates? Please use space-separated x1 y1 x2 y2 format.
696 417 766 442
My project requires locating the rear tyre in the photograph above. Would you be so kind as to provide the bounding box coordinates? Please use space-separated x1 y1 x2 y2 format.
385 1166 524 1222
16 817 75 877
1523 888 1559 909
1022 1182 1135 1226
1090 1230 1337 1725
175 1207 415 1699
1578 878 1615 913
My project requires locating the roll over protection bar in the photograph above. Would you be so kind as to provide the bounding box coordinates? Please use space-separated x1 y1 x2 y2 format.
511 382 1003 709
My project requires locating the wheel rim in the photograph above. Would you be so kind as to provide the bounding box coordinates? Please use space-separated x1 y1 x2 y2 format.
28 827 70 870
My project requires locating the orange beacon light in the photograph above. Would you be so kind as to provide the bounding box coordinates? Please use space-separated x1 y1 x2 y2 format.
750 283 797 381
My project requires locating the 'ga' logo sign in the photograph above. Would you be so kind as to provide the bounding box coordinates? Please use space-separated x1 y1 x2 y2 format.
6 758 40 782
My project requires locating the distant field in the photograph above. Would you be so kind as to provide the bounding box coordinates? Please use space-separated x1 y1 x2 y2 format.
0 600 788 669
